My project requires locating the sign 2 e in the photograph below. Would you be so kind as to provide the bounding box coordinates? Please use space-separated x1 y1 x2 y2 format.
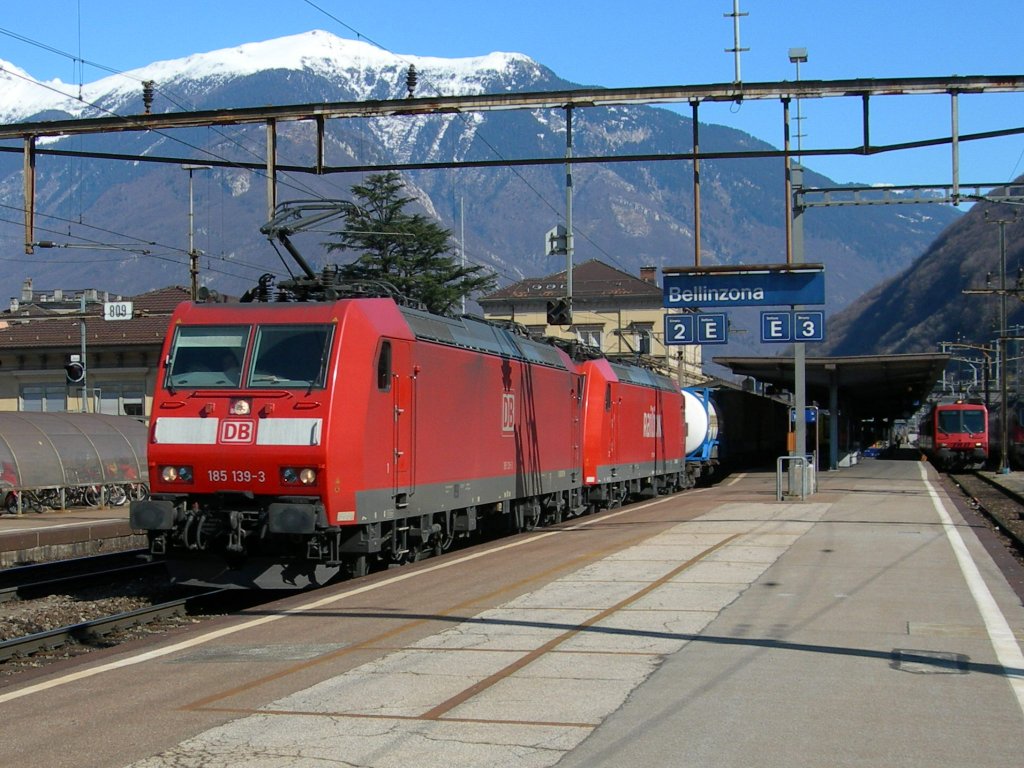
664 313 728 345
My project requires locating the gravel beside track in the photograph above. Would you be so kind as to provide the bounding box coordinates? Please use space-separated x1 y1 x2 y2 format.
0 573 201 676
947 472 1024 569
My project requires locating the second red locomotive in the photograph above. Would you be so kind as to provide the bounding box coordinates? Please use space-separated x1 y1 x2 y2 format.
918 399 989 470
130 284 693 588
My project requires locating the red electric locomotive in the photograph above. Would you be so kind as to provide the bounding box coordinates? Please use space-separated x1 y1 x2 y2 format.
578 357 690 506
130 280 690 588
918 399 989 470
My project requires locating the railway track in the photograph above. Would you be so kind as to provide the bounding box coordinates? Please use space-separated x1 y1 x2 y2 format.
0 549 293 673
0 590 220 662
0 550 200 668
948 471 1024 562
0 552 222 671
0 549 159 603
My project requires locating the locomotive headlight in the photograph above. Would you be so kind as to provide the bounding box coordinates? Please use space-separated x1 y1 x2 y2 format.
280 467 317 485
161 465 193 483
230 398 252 416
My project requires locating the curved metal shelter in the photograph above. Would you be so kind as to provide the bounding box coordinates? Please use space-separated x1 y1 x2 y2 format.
0 412 148 490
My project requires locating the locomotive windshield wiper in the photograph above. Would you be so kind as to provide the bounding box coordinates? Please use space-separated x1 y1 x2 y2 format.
309 344 330 394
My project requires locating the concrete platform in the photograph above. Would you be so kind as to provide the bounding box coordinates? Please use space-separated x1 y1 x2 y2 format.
1 459 1023 768
979 467 1024 503
0 505 142 567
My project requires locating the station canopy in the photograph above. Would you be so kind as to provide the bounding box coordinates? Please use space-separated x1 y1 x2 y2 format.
712 353 951 421
0 412 148 490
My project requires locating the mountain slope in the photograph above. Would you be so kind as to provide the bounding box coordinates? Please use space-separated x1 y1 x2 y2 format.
0 31 959 360
819 189 1024 355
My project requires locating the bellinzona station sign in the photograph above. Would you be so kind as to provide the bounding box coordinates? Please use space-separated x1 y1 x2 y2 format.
662 264 825 308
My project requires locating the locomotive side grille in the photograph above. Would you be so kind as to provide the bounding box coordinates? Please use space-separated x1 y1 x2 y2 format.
154 417 218 444
257 418 322 446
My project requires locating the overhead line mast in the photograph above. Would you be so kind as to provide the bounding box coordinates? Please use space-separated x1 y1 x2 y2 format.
725 0 749 85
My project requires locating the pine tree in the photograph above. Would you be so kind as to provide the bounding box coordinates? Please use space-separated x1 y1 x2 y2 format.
324 172 496 315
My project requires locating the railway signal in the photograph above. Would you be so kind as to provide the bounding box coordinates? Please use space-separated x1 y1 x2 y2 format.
65 354 85 385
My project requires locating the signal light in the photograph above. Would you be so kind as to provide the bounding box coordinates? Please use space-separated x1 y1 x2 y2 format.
65 355 85 384
546 298 572 326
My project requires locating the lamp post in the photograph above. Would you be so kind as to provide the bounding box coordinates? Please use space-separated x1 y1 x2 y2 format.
182 164 211 301
786 47 812 482
788 48 808 160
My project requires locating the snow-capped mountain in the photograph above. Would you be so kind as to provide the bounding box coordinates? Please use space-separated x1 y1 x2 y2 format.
0 30 959 359
0 31 546 122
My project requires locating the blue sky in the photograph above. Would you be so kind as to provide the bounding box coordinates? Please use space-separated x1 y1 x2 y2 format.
2 0 1022 188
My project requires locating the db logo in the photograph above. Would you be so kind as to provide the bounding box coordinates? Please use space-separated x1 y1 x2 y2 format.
501 393 515 433
220 420 255 444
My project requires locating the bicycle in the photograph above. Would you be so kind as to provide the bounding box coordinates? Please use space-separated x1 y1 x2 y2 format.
3 488 54 514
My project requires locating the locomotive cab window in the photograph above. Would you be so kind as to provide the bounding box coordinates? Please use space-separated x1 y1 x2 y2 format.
376 341 392 391
937 409 985 435
165 326 249 389
249 324 333 389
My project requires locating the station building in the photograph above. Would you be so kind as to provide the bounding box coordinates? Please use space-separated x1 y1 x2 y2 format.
0 279 187 418
477 260 705 386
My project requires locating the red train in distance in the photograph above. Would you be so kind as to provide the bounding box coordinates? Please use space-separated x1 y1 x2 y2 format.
918 399 989 470
130 290 696 588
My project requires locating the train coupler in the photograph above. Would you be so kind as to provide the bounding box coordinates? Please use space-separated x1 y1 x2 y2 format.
149 533 168 556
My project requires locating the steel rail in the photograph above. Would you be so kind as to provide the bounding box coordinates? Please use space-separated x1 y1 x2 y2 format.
0 559 162 604
0 589 224 663
0 550 151 592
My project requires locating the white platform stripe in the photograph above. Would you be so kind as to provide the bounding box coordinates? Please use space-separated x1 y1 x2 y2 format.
919 462 1024 716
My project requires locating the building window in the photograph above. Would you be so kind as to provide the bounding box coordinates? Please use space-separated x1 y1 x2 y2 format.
95 382 146 416
575 325 603 349
20 384 67 412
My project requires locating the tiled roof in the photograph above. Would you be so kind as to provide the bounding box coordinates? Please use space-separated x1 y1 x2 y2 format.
480 260 661 303
0 286 189 350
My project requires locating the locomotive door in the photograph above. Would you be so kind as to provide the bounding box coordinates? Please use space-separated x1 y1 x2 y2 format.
572 373 585 479
607 381 618 467
388 340 414 508
652 388 665 474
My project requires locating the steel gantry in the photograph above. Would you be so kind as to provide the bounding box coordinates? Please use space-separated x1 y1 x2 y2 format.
3 74 1024 256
